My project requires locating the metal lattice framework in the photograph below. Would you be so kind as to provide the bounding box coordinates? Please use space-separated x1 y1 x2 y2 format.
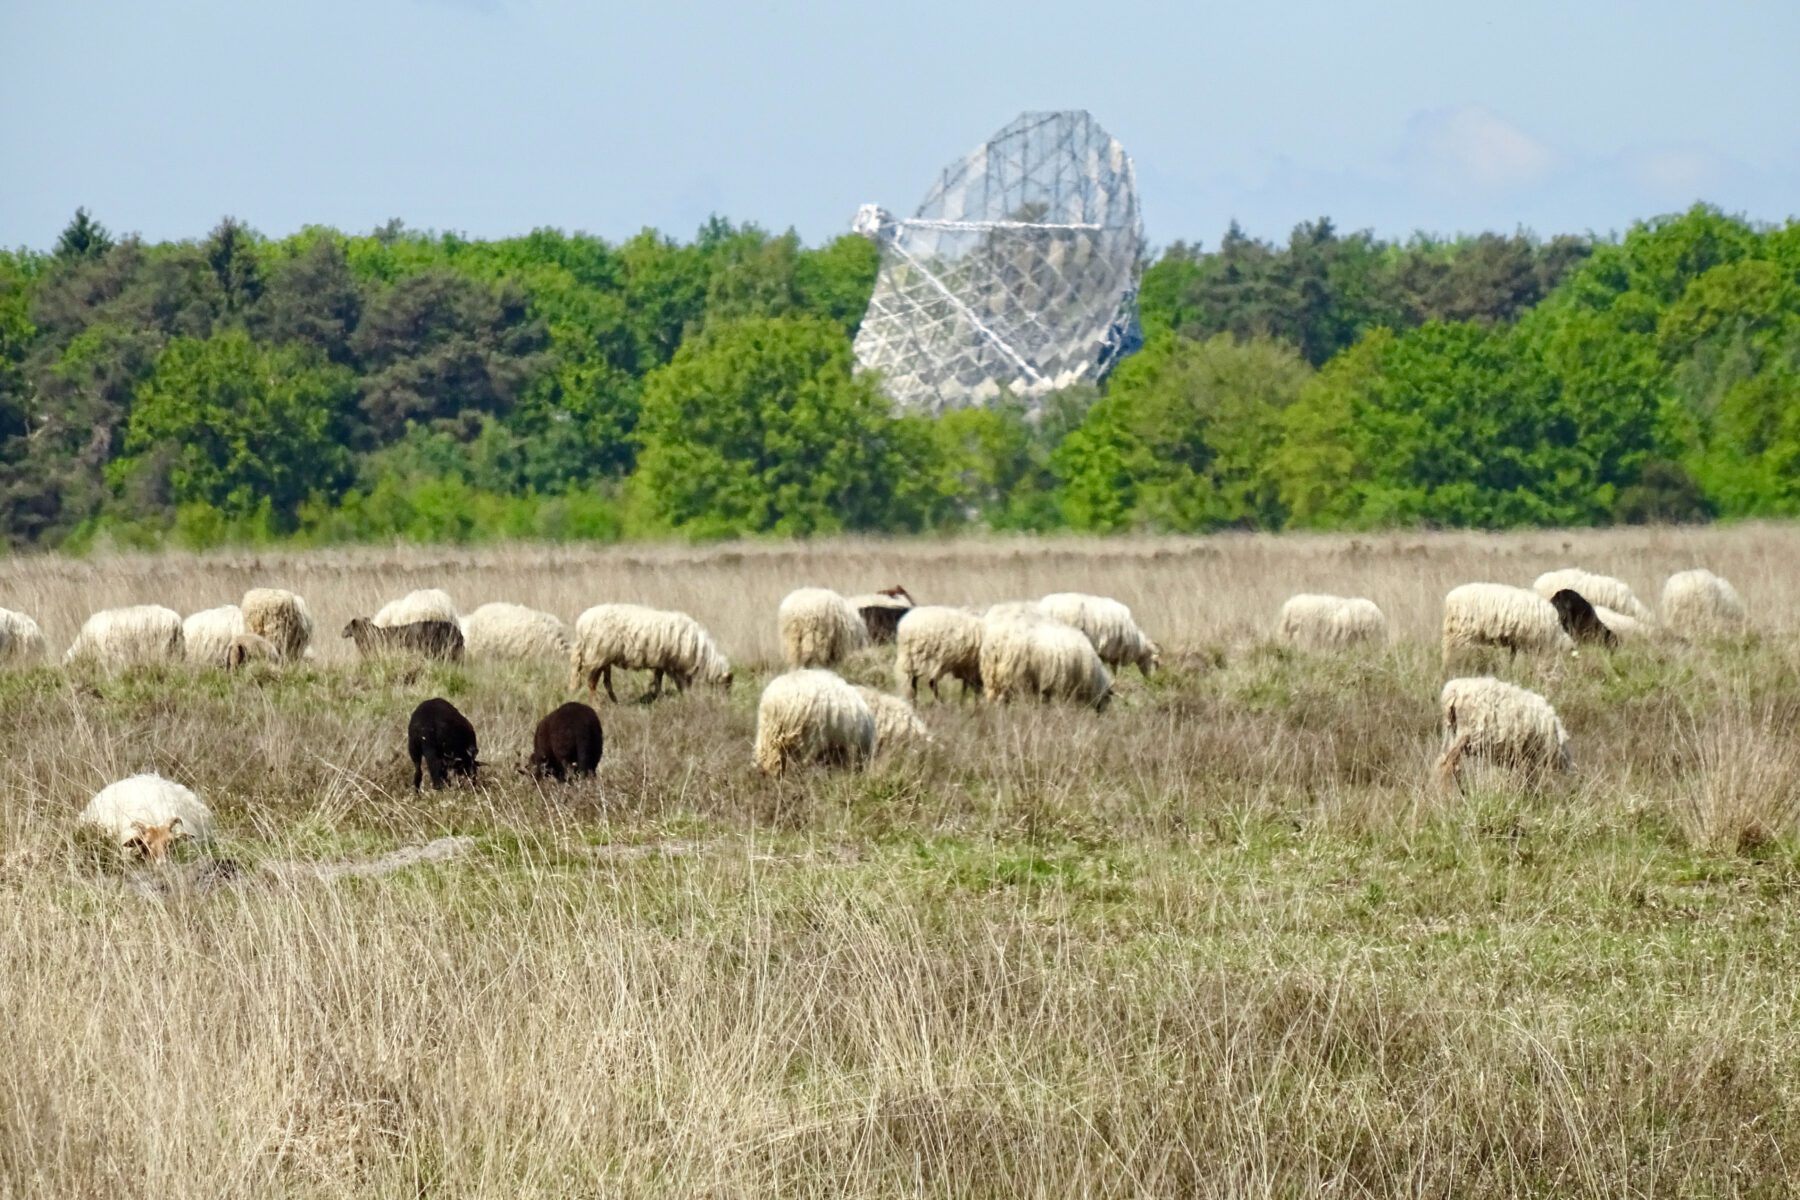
852 111 1144 414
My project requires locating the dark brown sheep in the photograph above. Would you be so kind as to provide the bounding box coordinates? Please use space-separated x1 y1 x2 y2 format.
1549 589 1617 648
343 616 465 662
407 697 479 791
858 585 917 645
530 702 605 782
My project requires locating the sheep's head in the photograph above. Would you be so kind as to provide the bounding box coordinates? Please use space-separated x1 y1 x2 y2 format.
124 817 186 863
1139 642 1163 676
879 585 915 605
341 617 374 644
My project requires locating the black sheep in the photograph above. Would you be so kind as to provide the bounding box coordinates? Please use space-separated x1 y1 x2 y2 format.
1550 588 1618 648
343 616 465 662
858 585 917 645
530 702 605 782
408 697 479 790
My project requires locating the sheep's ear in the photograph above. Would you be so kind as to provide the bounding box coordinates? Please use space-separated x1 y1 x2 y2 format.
168 816 183 835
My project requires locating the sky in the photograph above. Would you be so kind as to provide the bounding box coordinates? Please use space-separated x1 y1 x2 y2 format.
4 0 1797 253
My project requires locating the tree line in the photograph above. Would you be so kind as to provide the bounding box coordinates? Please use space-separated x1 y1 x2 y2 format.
0 202 1792 549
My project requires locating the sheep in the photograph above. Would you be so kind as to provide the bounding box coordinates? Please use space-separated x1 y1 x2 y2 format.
849 585 917 645
407 697 479 790
225 633 280 670
984 600 1044 623
64 605 185 667
980 610 1113 710
342 617 465 663
1440 583 1574 671
753 669 876 776
241 588 313 660
1038 592 1161 676
1532 569 1654 625
1435 676 1571 792
570 604 732 702
1275 594 1387 650
894 606 984 702
0 608 49 665
373 588 459 628
530 701 604 782
854 685 932 752
78 773 214 862
1661 569 1747 639
778 588 868 669
183 605 247 666
1548 589 1617 649
461 602 571 663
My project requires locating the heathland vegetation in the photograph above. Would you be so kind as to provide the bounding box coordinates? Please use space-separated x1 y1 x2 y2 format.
1 204 1796 548
5 528 1800 1194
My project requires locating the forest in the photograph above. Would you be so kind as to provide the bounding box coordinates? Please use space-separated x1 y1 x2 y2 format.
0 203 1794 549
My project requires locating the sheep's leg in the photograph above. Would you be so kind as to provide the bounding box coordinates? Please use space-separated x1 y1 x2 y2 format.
601 665 619 704
639 668 665 704
412 755 424 792
426 753 450 791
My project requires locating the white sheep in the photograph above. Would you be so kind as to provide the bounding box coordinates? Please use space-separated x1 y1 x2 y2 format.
980 610 1113 709
984 600 1043 623
1440 583 1574 671
1661 569 1747 639
226 633 280 669
571 603 732 702
1532 568 1654 624
778 588 868 669
753 669 876 776
0 607 50 665
65 605 185 667
1435 676 1571 792
461 602 571 662
241 587 313 660
373 588 459 628
1038 592 1161 676
183 605 247 666
78 773 215 861
894 606 984 702
854 685 932 752
1276 594 1388 649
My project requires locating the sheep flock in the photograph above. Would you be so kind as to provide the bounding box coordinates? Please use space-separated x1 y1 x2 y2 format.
15 558 1760 860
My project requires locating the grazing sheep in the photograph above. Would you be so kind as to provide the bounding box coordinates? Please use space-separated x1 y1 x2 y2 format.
78 773 214 862
850 585 917 645
1532 569 1654 625
778 588 869 669
1548 589 1617 649
980 611 1113 710
241 588 313 660
462 602 571 663
183 605 248 666
407 697 479 791
1038 592 1161 676
0 608 49 665
570 604 732 702
65 605 185 667
1661 569 1747 639
342 617 465 662
1435 676 1571 792
374 588 459 628
1440 583 1574 671
894 606 984 702
225 633 280 670
530 702 604 782
854 685 932 752
1275 594 1387 650
753 669 876 776
984 600 1044 623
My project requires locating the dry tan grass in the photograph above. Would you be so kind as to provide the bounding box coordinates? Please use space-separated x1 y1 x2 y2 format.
2 526 1799 1197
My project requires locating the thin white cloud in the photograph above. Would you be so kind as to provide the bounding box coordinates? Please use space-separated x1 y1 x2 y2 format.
1403 105 1556 193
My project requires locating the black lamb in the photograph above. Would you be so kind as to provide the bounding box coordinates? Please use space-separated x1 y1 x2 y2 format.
343 616 465 662
530 702 605 782
407 697 479 790
1549 588 1618 648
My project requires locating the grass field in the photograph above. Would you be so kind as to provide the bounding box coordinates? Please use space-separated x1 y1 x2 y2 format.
4 525 1800 1197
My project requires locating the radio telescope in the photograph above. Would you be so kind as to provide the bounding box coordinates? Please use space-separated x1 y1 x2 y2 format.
851 110 1144 415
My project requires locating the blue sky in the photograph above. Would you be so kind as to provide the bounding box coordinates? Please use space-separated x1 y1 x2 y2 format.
4 0 1796 252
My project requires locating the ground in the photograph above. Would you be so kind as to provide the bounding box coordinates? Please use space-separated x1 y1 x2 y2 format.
2 526 1798 1197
